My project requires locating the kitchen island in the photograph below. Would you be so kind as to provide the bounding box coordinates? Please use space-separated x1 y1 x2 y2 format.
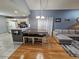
11 29 48 44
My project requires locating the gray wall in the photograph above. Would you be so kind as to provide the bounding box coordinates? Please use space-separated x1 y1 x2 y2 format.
0 16 8 33
30 10 79 29
29 17 38 29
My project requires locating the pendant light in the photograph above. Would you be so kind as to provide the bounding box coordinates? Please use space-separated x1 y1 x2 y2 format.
36 0 48 19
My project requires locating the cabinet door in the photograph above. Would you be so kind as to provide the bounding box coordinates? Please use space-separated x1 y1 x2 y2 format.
7 21 17 33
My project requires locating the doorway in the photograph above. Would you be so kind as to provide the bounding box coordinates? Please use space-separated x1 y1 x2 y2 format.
37 17 53 36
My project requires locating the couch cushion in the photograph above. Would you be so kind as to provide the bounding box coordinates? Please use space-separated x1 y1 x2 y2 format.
75 30 79 34
69 30 75 34
54 29 62 35
56 34 73 45
62 30 69 34
56 34 72 40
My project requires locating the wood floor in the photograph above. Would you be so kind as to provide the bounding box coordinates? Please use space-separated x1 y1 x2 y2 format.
9 37 79 59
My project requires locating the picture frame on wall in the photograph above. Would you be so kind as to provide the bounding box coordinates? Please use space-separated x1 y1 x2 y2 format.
55 18 61 22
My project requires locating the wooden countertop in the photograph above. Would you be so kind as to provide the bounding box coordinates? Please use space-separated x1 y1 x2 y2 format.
23 29 48 33
9 37 76 59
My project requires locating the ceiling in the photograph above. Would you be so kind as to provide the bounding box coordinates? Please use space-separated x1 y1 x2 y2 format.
26 0 79 10
0 0 79 16
0 0 30 16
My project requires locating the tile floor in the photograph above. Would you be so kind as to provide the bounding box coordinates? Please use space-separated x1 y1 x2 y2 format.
0 33 22 59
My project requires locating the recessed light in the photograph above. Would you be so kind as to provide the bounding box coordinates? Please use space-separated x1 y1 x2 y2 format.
14 10 18 14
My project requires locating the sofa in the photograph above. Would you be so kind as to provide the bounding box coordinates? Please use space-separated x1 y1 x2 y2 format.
54 29 79 37
54 29 79 40
53 29 79 57
53 29 78 45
